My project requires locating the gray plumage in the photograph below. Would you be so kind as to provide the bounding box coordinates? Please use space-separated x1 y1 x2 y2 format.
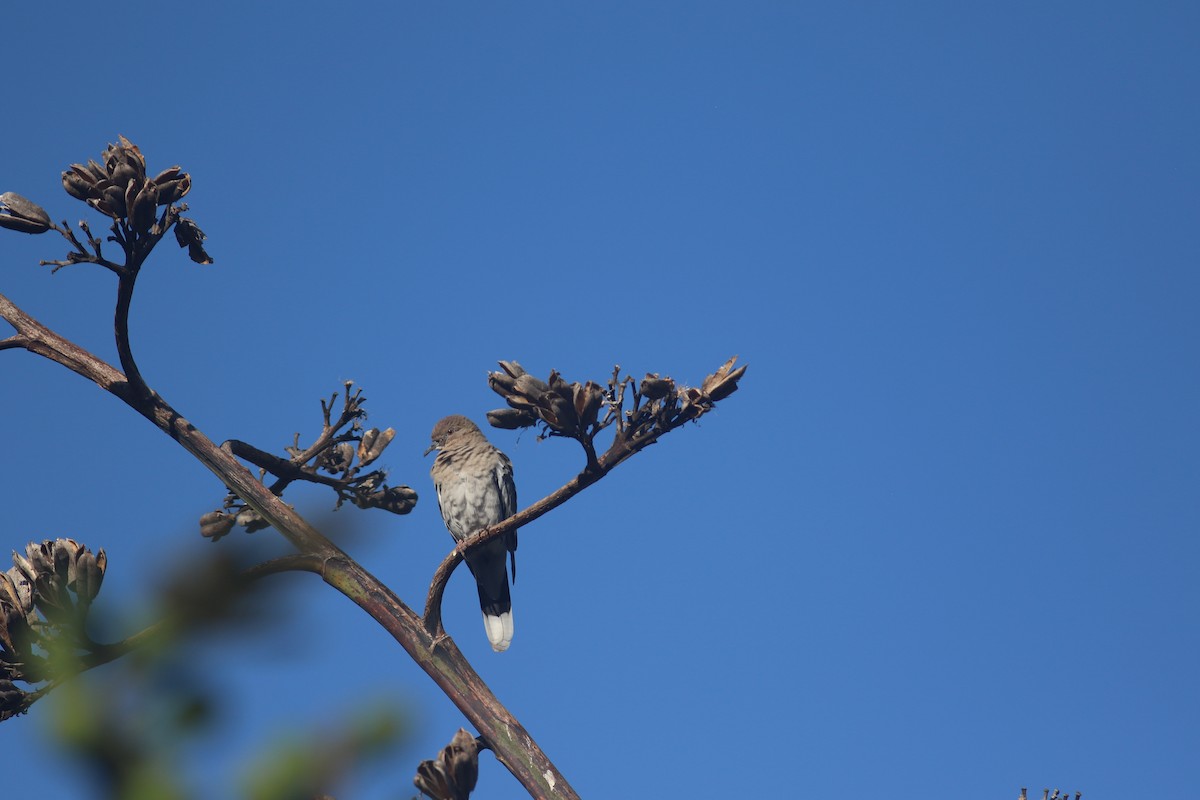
425 415 518 652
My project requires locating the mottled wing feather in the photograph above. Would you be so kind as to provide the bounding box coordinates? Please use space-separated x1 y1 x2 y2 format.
494 453 518 579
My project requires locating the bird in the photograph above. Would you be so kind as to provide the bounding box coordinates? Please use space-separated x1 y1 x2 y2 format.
425 415 518 652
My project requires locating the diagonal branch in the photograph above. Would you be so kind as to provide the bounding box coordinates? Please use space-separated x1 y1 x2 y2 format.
0 287 579 800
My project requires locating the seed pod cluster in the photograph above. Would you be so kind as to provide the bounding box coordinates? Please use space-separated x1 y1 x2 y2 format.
9 539 107 617
413 728 480 800
2 539 108 690
487 361 607 439
60 136 192 234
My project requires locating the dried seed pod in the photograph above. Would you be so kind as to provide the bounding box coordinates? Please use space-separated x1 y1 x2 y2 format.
151 166 184 184
445 728 480 799
496 360 527 379
105 136 146 179
487 407 538 429
62 170 95 202
379 485 419 514
0 214 50 234
573 381 605 429
0 571 33 617
84 159 107 182
512 373 549 401
319 442 355 473
235 508 264 529
154 174 190 205
414 760 453 800
701 356 747 402
110 160 140 189
199 510 236 540
10 552 37 588
0 192 52 234
356 484 419 515
677 385 710 420
414 728 480 800
129 178 159 233
640 373 674 400
101 184 126 216
68 549 106 604
544 393 579 435
0 192 51 226
174 217 213 264
488 370 518 397
357 427 395 466
187 242 213 264
0 680 27 723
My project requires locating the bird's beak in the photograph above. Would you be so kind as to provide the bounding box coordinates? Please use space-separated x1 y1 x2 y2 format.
423 442 437 457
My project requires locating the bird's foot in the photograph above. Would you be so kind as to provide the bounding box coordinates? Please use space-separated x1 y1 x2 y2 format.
429 629 450 653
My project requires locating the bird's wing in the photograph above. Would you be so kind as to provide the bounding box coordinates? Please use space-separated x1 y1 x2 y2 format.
495 452 518 521
493 451 518 579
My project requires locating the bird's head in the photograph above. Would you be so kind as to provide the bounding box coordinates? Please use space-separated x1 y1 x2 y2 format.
424 414 482 456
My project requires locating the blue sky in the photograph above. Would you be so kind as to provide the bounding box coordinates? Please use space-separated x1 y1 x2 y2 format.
2 2 1198 798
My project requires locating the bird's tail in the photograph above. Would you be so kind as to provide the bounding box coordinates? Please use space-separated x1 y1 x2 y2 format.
481 607 514 653
477 583 513 652
468 545 514 652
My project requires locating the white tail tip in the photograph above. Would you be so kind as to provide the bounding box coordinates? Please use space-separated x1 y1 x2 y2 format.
483 610 514 652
